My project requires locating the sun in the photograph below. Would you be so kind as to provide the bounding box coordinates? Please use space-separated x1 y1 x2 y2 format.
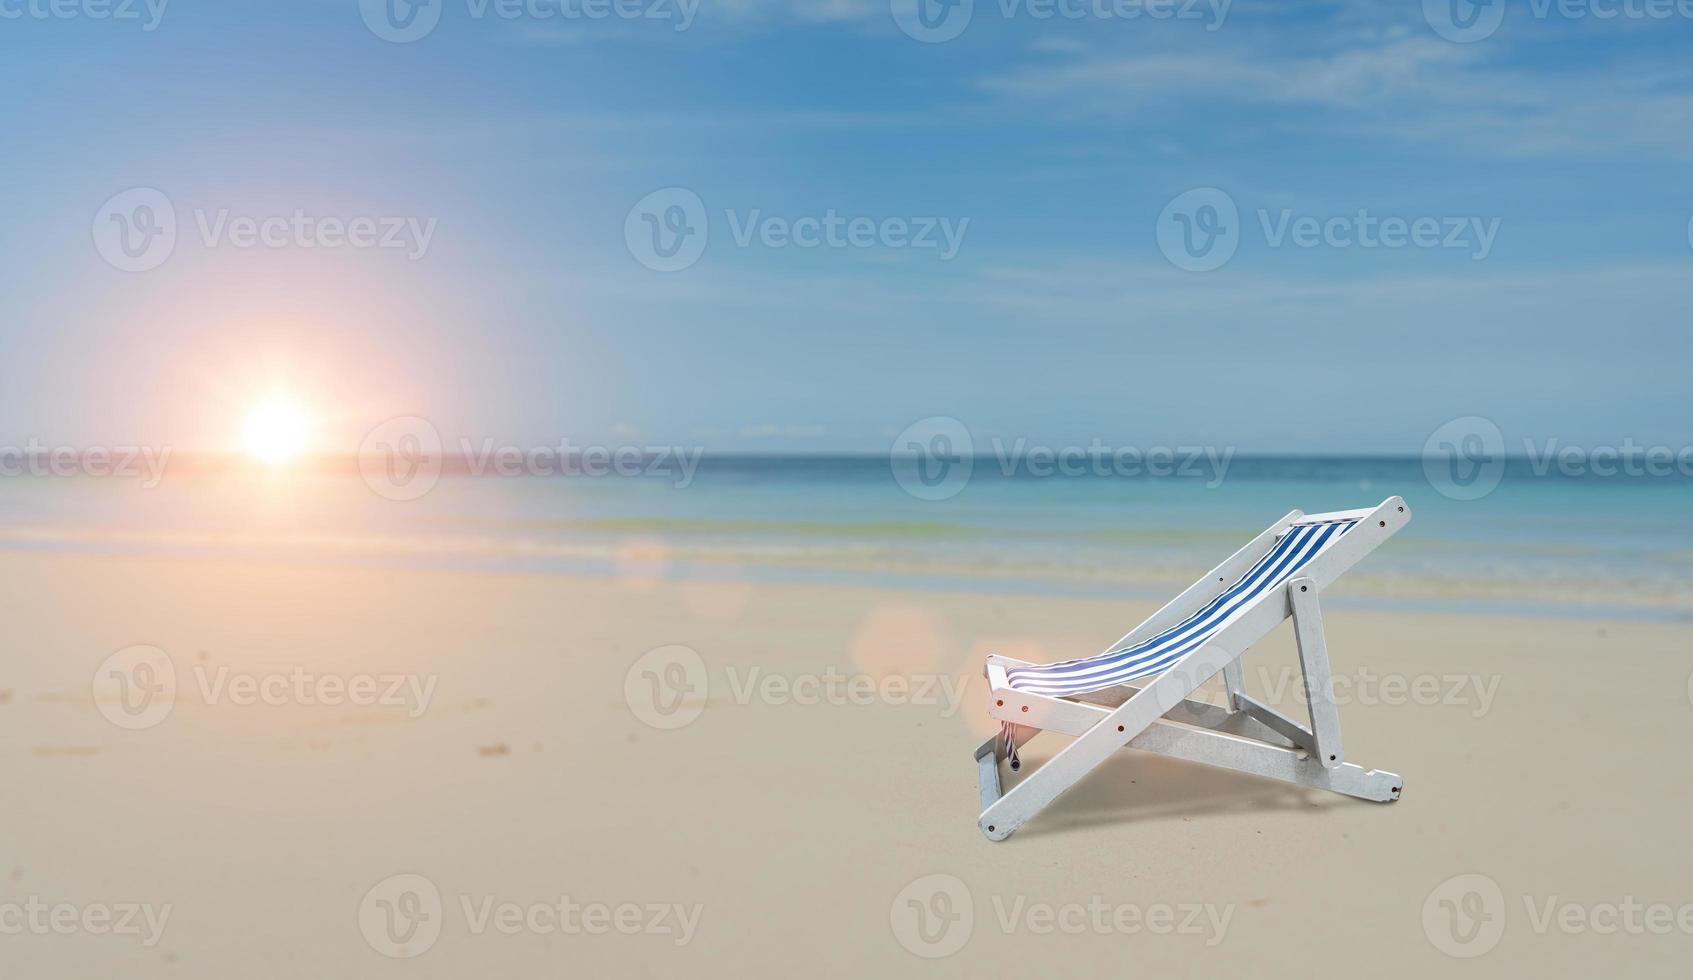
242 398 312 465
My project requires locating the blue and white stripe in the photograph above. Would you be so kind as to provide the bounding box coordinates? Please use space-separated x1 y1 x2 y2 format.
1004 519 1358 698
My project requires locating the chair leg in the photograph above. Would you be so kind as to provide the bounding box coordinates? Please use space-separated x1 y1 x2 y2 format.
1221 659 1247 712
1288 576 1344 769
974 613 1404 840
973 735 1004 814
976 642 1239 841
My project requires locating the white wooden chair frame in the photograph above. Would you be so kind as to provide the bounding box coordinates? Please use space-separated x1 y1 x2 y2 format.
974 497 1410 841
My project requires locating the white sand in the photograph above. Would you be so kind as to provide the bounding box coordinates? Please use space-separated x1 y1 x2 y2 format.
3 550 1690 977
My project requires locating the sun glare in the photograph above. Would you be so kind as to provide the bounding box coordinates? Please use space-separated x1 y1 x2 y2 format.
242 398 311 465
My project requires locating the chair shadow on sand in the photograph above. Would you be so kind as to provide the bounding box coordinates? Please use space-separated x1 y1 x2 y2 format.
998 747 1341 841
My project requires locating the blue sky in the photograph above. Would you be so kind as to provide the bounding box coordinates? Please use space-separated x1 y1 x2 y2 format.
2 0 1690 454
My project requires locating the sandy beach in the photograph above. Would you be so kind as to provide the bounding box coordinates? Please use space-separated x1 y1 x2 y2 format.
4 547 1690 977
13 0 1693 974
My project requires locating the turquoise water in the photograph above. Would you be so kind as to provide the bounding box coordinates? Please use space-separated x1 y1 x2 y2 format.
0 456 1688 620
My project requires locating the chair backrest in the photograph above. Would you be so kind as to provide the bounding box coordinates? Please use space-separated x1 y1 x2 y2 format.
1199 498 1410 657
1003 498 1410 697
1116 515 1360 659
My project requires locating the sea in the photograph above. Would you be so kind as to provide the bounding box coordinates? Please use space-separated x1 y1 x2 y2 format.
0 454 1687 622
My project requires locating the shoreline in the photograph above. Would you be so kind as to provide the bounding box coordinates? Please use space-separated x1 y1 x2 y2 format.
0 533 1686 625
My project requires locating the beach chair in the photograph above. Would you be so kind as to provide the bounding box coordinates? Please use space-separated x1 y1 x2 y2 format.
974 497 1410 841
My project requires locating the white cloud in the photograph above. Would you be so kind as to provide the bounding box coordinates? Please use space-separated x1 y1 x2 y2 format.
977 30 1693 158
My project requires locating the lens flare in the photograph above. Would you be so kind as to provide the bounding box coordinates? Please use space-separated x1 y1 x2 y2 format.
242 398 311 465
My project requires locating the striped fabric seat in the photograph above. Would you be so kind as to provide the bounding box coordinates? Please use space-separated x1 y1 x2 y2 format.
1004 518 1360 698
